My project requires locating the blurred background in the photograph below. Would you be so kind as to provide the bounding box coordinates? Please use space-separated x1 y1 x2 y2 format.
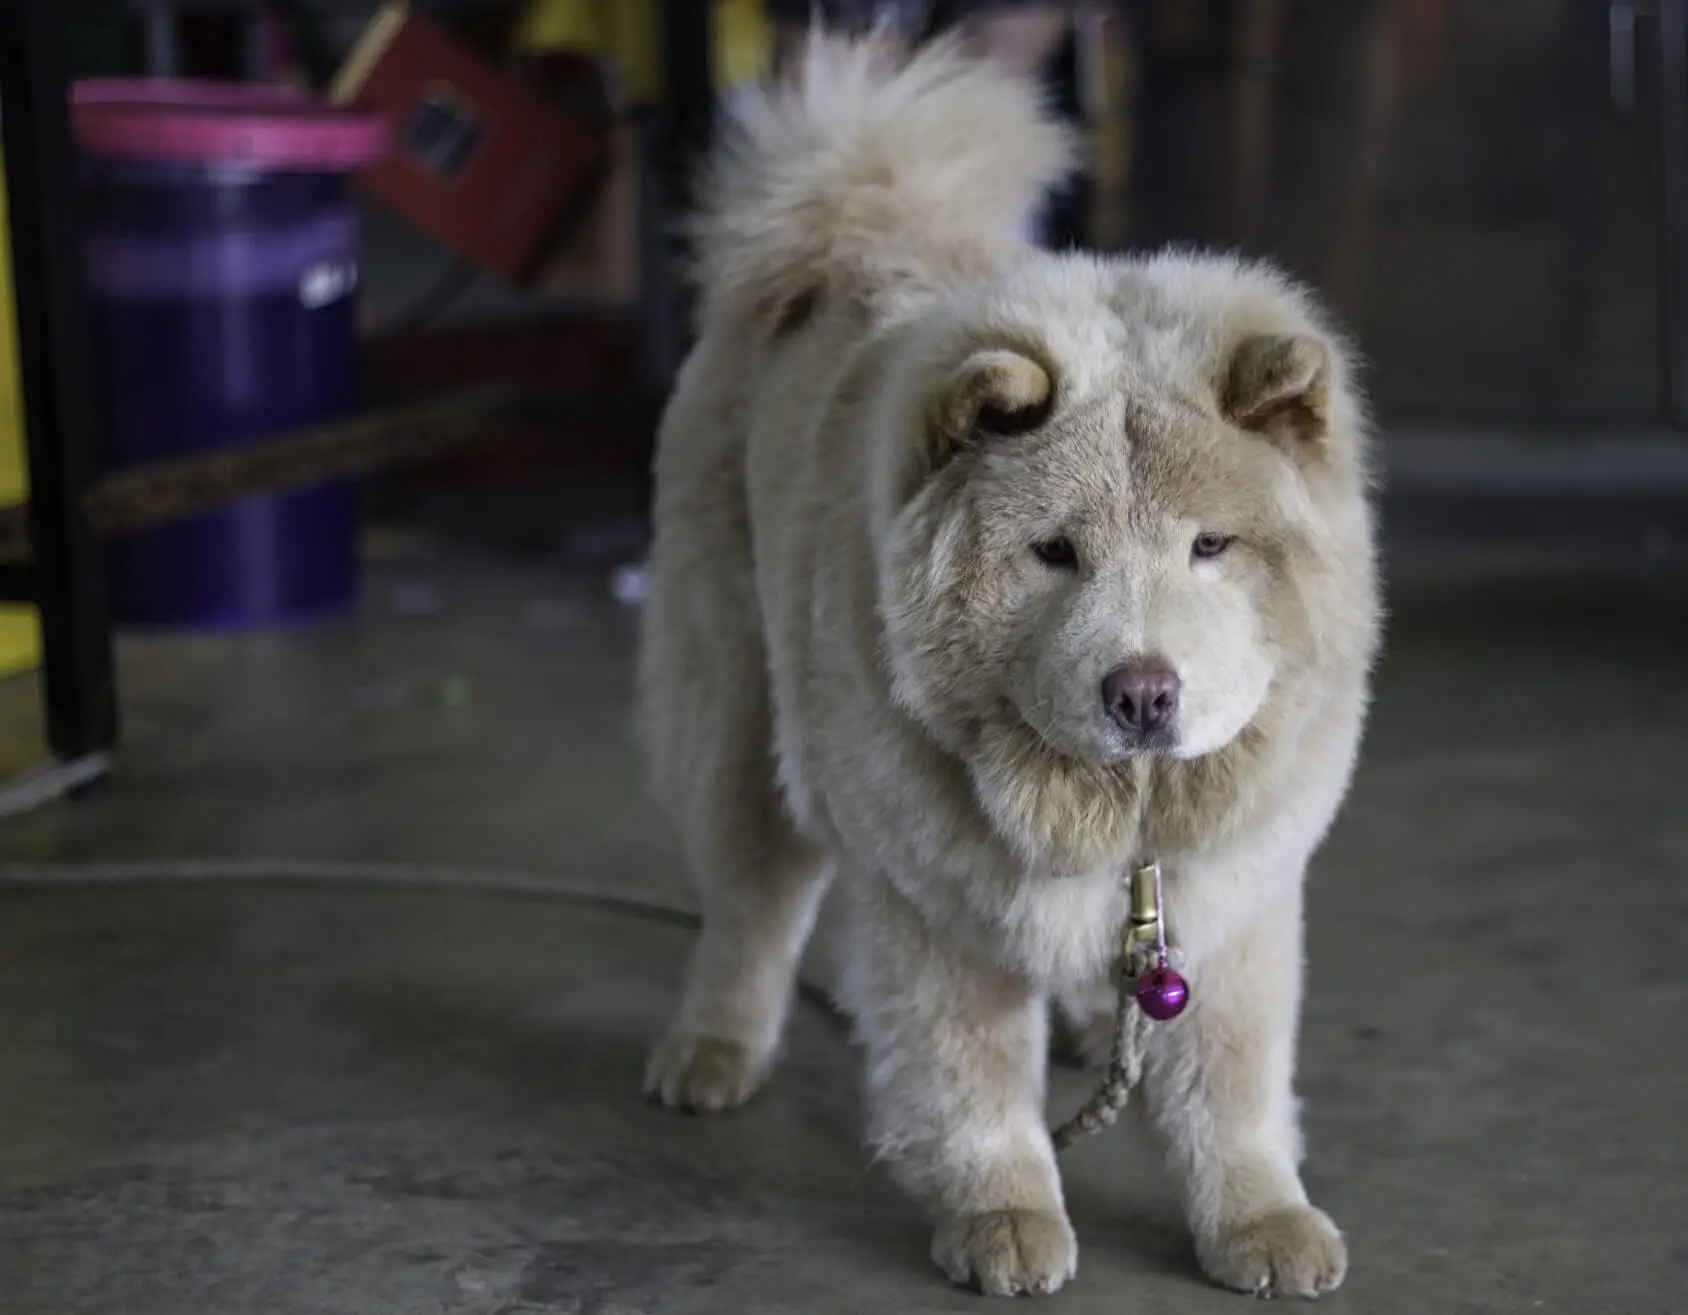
0 4 1683 1314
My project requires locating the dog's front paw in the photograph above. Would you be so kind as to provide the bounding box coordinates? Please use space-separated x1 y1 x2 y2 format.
1198 1204 1347 1299
643 1033 766 1113
932 1208 1077 1297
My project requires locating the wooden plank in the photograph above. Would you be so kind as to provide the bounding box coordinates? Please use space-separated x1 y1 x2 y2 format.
0 385 534 564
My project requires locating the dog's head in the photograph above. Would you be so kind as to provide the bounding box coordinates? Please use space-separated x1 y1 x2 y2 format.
873 253 1378 870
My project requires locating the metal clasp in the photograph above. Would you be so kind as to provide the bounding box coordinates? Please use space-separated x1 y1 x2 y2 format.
1122 860 1167 976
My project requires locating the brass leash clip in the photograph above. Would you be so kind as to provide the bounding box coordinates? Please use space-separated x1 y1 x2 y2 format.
1123 860 1166 979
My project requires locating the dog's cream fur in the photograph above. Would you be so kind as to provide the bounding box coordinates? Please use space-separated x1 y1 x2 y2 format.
636 36 1380 1299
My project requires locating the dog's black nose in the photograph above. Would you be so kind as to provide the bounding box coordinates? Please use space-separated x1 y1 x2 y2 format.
1102 660 1181 736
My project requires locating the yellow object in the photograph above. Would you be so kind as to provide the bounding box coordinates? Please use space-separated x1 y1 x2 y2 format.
511 0 771 104
0 155 43 679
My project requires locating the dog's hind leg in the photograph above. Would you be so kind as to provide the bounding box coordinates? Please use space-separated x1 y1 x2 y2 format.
637 477 831 1114
642 799 830 1113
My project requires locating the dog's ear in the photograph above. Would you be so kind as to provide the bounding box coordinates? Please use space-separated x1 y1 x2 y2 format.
1221 333 1333 451
928 349 1053 463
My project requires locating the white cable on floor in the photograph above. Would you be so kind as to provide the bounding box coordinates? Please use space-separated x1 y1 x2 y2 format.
0 856 703 930
0 857 858 1016
0 857 1130 1125
0 755 111 823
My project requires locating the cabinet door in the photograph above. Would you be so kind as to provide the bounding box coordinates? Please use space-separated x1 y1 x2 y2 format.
1354 0 1670 426
1113 0 1681 427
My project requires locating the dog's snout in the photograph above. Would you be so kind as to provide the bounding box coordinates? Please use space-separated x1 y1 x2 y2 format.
1102 660 1181 736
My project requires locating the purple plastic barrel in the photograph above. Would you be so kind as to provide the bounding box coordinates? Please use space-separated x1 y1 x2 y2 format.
72 81 388 630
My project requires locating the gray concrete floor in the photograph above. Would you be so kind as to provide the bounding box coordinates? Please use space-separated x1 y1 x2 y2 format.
1 483 1685 1313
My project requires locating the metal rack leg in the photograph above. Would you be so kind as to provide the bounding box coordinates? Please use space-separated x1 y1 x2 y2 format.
638 0 716 396
0 0 119 761
1658 0 1688 425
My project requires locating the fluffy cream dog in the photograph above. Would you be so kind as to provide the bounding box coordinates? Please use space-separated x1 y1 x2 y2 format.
636 34 1380 1300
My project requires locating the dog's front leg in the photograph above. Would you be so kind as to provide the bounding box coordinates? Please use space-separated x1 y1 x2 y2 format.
1143 883 1348 1298
845 875 1076 1297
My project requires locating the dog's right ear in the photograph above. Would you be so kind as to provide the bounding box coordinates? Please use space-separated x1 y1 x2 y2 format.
1220 333 1334 452
924 349 1053 468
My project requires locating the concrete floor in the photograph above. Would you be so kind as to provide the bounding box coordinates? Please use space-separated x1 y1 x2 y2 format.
1 482 1685 1313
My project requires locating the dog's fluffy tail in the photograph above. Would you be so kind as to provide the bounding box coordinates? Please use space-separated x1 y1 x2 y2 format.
687 34 1075 330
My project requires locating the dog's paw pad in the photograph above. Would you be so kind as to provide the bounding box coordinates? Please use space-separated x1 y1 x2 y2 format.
1200 1205 1347 1299
642 1034 766 1113
932 1208 1077 1297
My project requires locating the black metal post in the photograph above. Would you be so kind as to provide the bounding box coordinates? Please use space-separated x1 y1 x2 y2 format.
1657 0 1688 425
638 0 715 396
0 0 119 759
662 0 717 219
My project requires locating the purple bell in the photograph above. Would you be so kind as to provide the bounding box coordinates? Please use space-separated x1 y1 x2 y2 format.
1135 963 1189 1021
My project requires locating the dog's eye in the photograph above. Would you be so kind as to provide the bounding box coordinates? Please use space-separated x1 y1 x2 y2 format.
1191 532 1236 562
1032 537 1079 569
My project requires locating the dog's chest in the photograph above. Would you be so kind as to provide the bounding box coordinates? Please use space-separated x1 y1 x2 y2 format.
991 866 1129 990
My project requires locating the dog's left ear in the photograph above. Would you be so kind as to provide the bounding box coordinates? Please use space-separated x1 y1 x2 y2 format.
1221 333 1333 451
929 348 1053 457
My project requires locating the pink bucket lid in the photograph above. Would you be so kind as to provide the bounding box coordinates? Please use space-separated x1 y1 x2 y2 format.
72 79 389 171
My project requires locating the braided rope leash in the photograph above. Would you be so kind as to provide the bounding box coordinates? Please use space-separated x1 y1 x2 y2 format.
1051 860 1189 1151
